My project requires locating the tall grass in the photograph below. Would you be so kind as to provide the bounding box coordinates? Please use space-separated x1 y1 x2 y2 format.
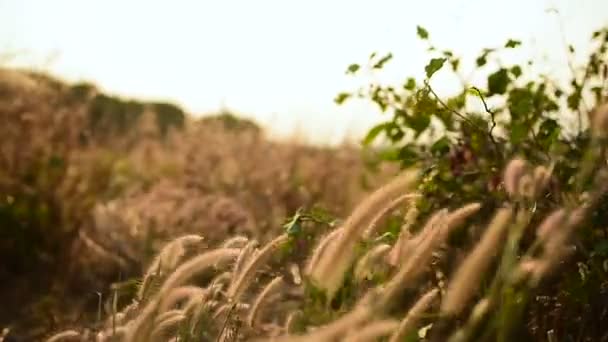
46 125 608 340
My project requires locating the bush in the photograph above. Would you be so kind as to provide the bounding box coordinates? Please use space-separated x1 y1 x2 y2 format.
335 23 608 340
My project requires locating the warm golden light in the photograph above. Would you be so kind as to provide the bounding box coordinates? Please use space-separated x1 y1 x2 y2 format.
2 0 606 144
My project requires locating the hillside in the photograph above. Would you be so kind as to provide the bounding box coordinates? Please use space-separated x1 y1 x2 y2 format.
0 68 393 340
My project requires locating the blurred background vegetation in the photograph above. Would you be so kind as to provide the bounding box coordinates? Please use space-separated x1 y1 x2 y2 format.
0 67 394 339
1 2 608 341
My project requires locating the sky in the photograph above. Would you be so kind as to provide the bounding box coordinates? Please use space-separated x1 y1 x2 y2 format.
1 0 607 145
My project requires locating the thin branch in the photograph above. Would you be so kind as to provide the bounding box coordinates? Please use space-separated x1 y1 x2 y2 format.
425 81 502 160
470 87 497 137
548 7 590 133
423 80 482 132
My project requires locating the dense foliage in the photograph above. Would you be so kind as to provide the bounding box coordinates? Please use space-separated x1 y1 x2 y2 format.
336 24 608 340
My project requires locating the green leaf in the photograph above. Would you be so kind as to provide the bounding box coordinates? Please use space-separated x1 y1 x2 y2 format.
362 122 388 146
373 53 393 69
387 124 405 142
435 108 454 130
425 58 446 78
505 39 522 48
593 240 608 256
334 92 351 105
467 87 482 97
475 49 494 67
592 86 603 102
568 45 575 53
554 89 563 97
537 119 561 149
567 88 582 110
510 121 528 144
346 64 360 74
510 65 522 78
446 93 466 110
450 58 460 71
431 136 451 156
405 112 431 136
378 147 401 161
508 88 534 120
416 25 429 40
404 77 417 91
371 86 389 112
398 145 419 166
487 68 510 96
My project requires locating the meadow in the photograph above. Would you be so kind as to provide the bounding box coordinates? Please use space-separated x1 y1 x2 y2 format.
2 24 608 342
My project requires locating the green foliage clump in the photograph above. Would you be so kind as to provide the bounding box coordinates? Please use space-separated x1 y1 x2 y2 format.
336 23 608 341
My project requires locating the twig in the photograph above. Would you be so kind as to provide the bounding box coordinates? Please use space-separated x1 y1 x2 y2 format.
424 80 482 132
470 87 497 136
547 7 590 133
425 81 502 160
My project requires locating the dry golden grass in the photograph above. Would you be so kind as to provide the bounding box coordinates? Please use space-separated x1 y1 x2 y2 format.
0 68 393 340
44 153 601 342
5 69 606 342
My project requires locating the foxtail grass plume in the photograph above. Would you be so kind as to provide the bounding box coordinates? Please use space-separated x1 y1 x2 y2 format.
289 263 302 285
96 326 128 342
536 209 566 244
138 234 204 300
210 271 233 289
527 208 587 285
442 202 482 238
247 276 286 327
512 257 543 284
232 239 259 278
310 169 419 301
354 243 391 282
543 207 586 253
158 286 207 313
304 227 343 276
150 311 185 341
284 310 303 334
503 158 553 199
227 234 289 301
46 330 81 342
533 165 553 196
157 248 240 308
385 205 422 266
389 288 439 342
517 174 536 199
441 207 513 316
387 201 479 270
344 319 400 342
153 308 184 325
503 158 529 197
221 235 250 248
447 298 491 342
378 221 444 310
213 302 249 320
268 306 372 342
362 193 420 239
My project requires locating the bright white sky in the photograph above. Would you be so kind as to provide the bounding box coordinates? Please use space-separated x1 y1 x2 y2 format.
1 0 607 145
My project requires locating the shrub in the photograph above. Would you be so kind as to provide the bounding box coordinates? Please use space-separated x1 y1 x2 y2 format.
335 23 608 340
